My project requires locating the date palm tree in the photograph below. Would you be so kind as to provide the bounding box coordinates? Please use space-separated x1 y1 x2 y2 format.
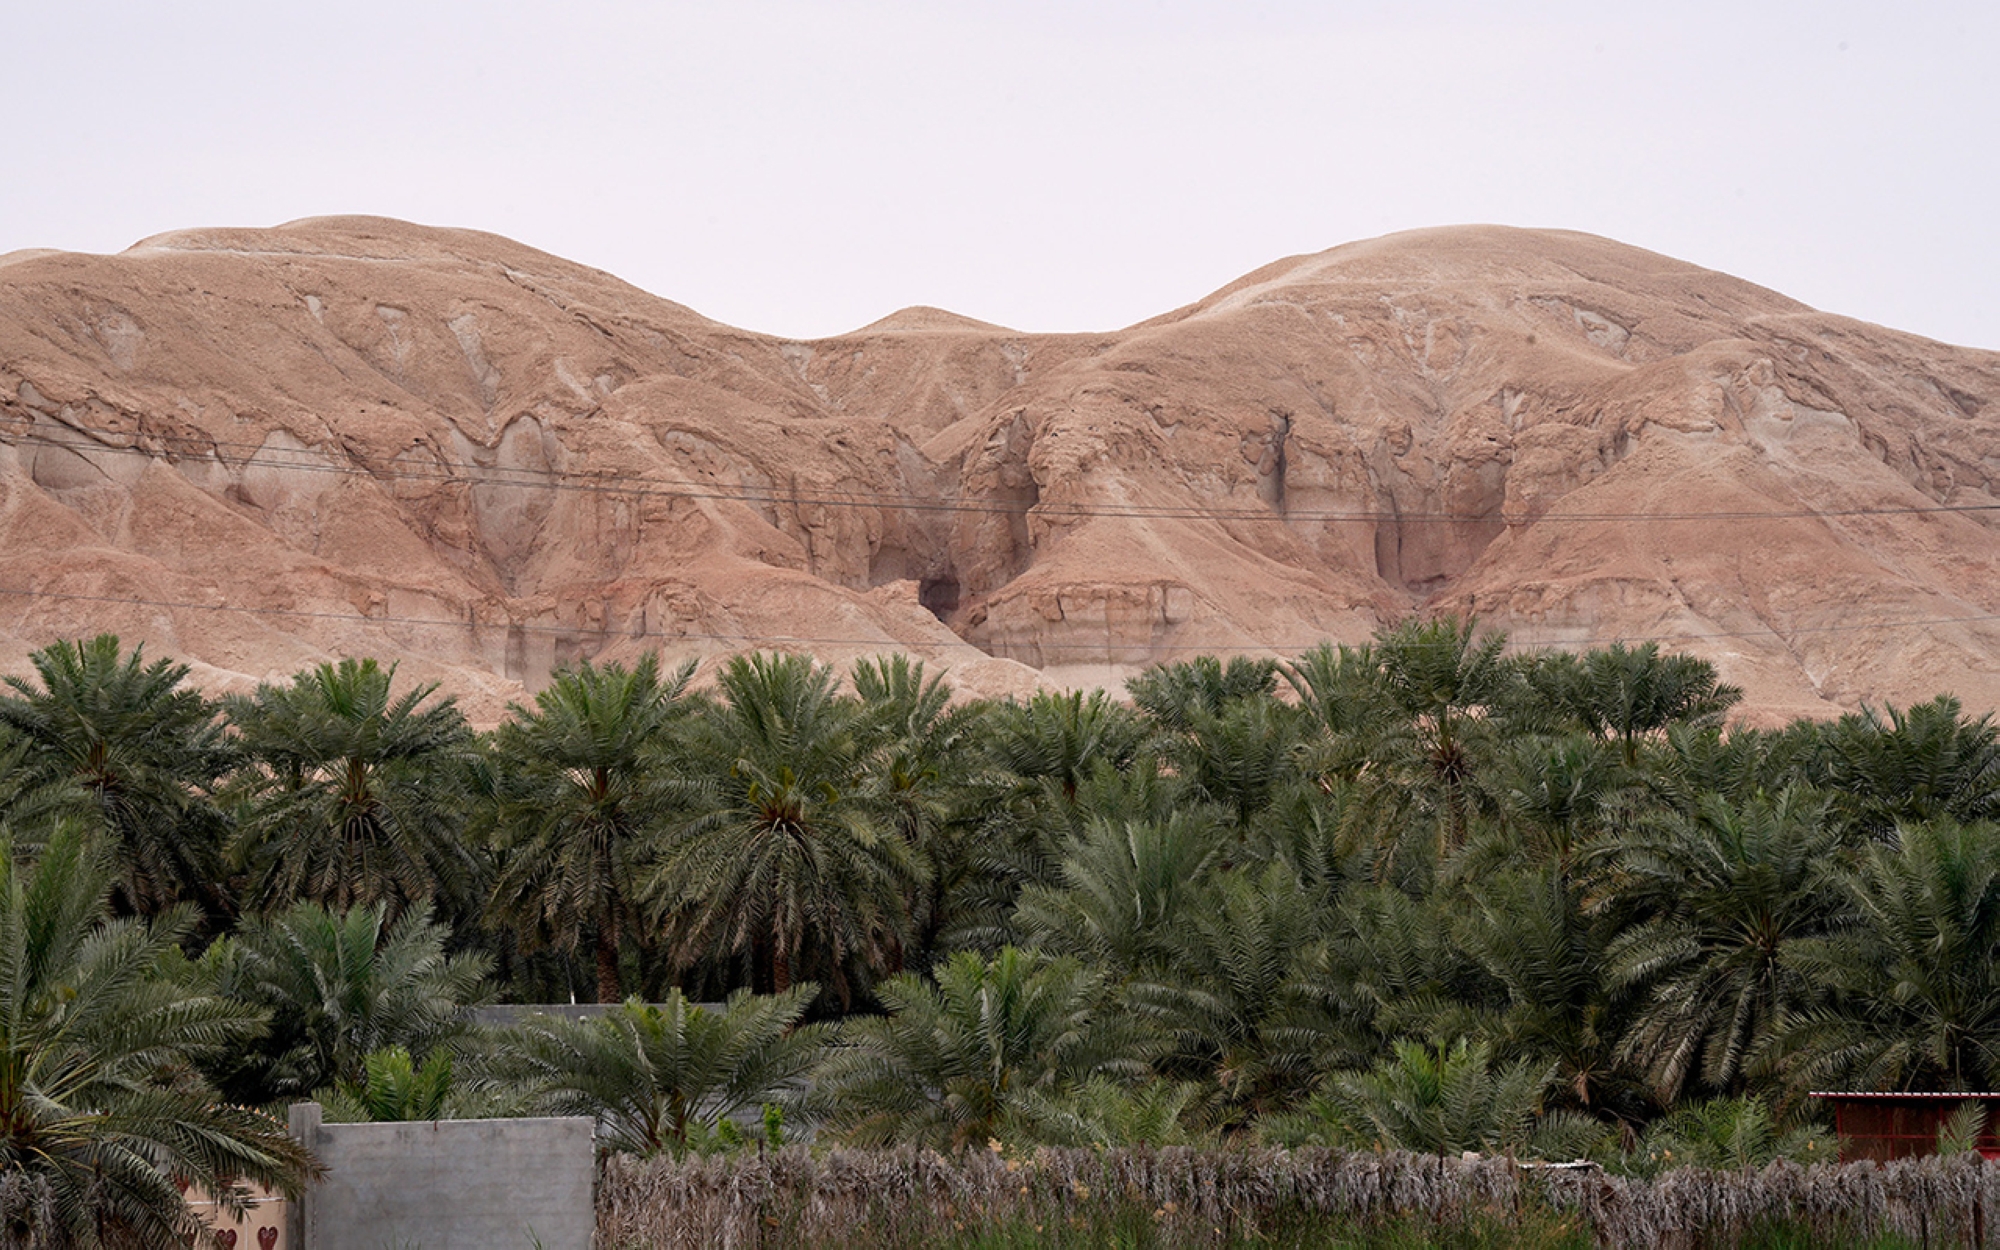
976 691 1151 918
984 690 1145 803
485 655 694 1003
226 659 478 918
816 947 1153 1148
1128 655 1280 731
0 636 232 922
200 900 491 1102
1814 697 2000 836
1367 616 1516 857
1456 865 1633 1115
507 988 829 1156
1536 642 1742 766
1294 619 1516 872
0 827 312 1246
1777 818 2000 1093
1128 863 1337 1119
647 653 919 1004
1132 656 1299 830
851 656 993 970
1016 810 1226 977
1266 1036 1555 1156
1606 789 1847 1102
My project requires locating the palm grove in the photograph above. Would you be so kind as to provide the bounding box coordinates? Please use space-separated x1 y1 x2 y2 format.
1 620 1997 1241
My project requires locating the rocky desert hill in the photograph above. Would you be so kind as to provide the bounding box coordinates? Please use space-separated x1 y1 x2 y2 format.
1 217 1995 724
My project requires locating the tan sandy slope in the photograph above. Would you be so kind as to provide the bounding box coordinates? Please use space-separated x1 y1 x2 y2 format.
0 218 1994 723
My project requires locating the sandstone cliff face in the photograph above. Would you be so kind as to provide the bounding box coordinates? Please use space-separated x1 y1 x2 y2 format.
0 218 1994 723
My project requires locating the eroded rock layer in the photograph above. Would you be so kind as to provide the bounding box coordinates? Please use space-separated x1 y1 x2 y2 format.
1 218 1994 722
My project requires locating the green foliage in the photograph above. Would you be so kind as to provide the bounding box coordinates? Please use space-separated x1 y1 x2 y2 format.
1815 696 2000 833
817 947 1154 1149
1128 863 1336 1119
1016 811 1224 976
648 652 920 1004
0 635 233 921
984 690 1146 800
504 988 828 1156
1933 1099 1988 1156
1265 1036 1554 1155
1531 641 1742 764
1621 1096 1835 1176
201 900 491 1101
226 657 478 917
1009 1075 1211 1148
850 655 996 967
1608 788 1847 1101
6 622 2000 1174
485 654 694 1003
1778 818 2000 1092
0 827 312 1245
321 1045 455 1123
1455 864 1629 1114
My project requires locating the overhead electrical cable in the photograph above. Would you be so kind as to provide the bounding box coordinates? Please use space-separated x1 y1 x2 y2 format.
0 586 1994 656
4 422 1997 525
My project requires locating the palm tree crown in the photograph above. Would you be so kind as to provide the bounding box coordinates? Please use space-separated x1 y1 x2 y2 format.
486 655 694 1003
0 636 232 921
0 828 312 1246
227 659 477 917
649 653 920 1004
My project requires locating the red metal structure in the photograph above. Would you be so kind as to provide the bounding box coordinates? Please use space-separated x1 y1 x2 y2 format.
1813 1091 2000 1162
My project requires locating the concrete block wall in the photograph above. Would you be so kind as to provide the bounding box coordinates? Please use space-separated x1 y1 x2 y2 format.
287 1104 594 1250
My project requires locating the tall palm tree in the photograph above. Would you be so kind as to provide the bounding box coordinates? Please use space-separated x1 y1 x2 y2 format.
1535 643 1742 765
1016 811 1225 977
485 655 694 1003
1128 863 1337 1119
507 988 829 1156
1778 819 2000 1093
226 659 478 918
202 900 492 1102
0 827 312 1246
1814 697 2000 836
1465 733 1631 882
850 656 993 969
1366 616 1516 856
975 692 1153 922
1456 865 1633 1115
1167 698 1302 832
1293 619 1516 871
1281 640 1383 746
816 946 1153 1148
1606 789 1847 1102
0 636 233 922
984 689 1145 803
1128 655 1280 732
648 653 919 1003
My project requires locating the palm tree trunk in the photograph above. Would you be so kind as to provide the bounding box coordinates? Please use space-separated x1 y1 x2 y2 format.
771 946 791 993
595 919 622 1004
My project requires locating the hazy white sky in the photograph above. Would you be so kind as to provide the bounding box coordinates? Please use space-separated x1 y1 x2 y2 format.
9 1 1997 347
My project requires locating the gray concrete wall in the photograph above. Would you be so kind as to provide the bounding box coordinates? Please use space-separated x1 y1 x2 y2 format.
288 1104 593 1250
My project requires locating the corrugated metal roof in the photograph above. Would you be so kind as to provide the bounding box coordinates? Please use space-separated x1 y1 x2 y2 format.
1810 1091 2000 1100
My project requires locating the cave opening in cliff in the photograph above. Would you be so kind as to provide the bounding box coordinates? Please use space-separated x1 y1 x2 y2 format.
918 572 961 622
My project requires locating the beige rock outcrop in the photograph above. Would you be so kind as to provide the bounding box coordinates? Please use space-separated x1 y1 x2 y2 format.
0 218 1994 723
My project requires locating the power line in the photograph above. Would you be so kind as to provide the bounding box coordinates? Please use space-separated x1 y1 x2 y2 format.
0 585 1994 657
5 421 1997 526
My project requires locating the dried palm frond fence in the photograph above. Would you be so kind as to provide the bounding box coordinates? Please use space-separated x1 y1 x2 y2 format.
599 1146 2000 1248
